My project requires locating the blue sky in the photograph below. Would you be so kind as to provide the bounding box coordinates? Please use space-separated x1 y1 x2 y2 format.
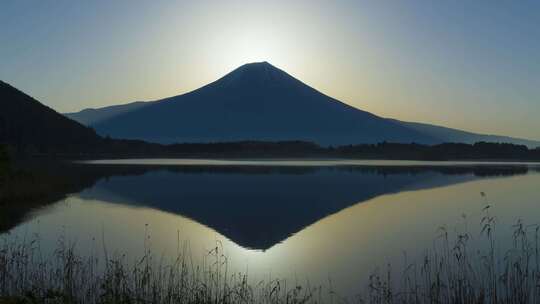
1 0 539 140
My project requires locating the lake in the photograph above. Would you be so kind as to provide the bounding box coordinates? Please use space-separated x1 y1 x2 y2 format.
2 159 540 298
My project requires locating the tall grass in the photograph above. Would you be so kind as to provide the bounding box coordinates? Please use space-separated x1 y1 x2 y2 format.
0 233 324 304
364 209 540 304
1 204 540 303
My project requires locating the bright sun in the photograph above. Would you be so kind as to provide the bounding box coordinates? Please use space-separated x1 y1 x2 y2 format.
200 26 291 74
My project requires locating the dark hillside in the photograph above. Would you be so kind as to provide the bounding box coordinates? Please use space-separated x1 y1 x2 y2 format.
0 81 101 154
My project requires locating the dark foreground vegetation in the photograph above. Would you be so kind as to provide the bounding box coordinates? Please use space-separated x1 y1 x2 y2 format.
0 145 8 178
1 207 540 304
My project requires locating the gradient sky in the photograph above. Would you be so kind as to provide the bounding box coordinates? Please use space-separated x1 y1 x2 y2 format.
1 0 539 140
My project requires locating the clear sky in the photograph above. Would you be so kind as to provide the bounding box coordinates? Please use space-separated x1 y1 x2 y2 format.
1 0 539 140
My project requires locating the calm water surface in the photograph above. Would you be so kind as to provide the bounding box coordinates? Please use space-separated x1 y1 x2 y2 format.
3 159 540 297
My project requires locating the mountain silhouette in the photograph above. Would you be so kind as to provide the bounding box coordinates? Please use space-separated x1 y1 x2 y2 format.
70 62 437 145
65 101 148 126
391 119 540 148
65 62 540 147
0 80 101 153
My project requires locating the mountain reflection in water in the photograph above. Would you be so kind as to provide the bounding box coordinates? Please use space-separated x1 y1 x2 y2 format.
2 161 533 250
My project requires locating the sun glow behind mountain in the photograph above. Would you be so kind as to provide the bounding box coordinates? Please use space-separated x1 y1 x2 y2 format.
203 28 288 70
1 1 540 140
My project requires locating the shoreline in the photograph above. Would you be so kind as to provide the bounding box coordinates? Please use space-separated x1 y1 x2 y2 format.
79 158 540 167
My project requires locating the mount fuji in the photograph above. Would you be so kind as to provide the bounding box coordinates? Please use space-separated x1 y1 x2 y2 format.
65 62 539 147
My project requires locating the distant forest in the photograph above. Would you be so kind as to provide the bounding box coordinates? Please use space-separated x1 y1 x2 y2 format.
2 140 540 161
